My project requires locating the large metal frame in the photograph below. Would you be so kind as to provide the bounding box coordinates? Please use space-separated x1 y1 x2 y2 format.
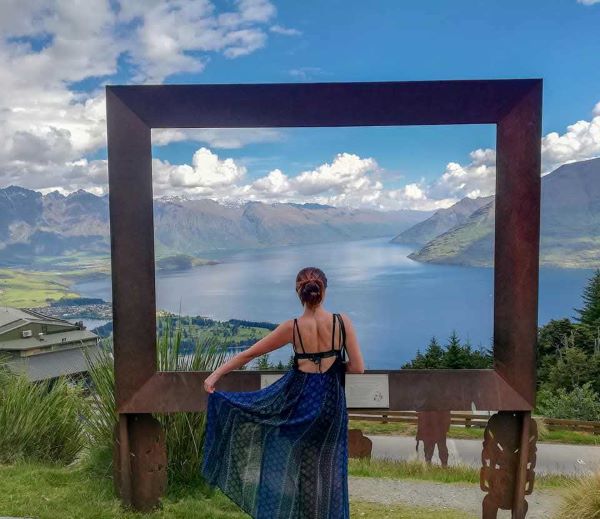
106 80 542 516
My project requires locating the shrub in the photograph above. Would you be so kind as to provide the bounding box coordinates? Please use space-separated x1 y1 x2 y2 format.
0 353 86 465
556 471 600 518
83 314 230 484
537 382 600 421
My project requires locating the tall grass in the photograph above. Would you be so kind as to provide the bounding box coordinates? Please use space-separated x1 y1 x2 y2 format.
556 471 600 518
83 314 231 485
0 352 86 465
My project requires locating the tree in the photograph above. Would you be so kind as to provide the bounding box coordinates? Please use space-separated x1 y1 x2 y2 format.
402 333 492 369
286 354 295 369
402 337 444 369
545 347 600 395
536 382 600 421
256 354 271 370
444 331 467 369
574 269 600 327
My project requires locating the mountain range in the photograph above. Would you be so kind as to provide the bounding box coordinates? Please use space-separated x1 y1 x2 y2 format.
1 156 597 270
0 187 432 268
404 157 600 268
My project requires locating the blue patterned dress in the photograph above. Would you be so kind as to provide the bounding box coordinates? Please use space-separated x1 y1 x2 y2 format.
201 313 349 518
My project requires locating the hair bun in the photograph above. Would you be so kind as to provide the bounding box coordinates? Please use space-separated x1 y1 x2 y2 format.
296 267 327 307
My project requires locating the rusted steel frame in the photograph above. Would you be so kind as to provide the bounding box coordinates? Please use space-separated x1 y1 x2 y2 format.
115 413 132 505
106 89 156 409
106 79 542 515
117 369 532 413
106 79 542 416
493 81 542 407
107 80 537 129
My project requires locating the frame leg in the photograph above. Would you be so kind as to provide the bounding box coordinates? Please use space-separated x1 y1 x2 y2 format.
113 413 167 512
480 411 538 519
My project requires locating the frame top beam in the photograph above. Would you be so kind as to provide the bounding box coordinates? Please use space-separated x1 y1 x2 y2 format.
107 79 541 129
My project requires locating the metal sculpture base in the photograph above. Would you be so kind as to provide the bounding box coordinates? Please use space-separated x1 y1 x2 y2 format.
348 428 373 458
113 413 167 512
480 411 537 519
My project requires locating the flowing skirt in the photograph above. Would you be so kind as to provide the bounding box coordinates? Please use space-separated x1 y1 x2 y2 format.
201 366 349 518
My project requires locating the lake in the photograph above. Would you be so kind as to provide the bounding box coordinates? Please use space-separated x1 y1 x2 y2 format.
74 237 594 368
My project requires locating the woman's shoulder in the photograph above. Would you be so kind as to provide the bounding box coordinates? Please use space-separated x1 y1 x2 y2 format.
337 312 352 323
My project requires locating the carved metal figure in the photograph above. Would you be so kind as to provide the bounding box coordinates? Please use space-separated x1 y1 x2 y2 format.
106 79 542 514
481 412 538 519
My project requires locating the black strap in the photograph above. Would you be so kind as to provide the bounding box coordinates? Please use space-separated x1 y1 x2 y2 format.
336 313 347 361
293 318 306 353
331 313 336 351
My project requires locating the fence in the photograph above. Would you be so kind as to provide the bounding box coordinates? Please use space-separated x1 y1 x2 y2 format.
348 409 600 434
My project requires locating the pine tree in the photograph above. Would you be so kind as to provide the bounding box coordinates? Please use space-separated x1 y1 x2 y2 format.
444 330 466 369
422 337 445 368
574 269 600 327
286 354 295 368
256 354 271 370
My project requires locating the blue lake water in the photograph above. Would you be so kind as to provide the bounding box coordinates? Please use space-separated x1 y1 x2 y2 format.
74 237 594 369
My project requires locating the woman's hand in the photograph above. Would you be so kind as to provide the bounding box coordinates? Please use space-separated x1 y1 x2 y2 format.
203 373 220 394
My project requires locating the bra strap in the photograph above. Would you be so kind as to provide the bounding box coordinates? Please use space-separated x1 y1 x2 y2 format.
293 318 306 354
331 313 337 351
336 313 347 361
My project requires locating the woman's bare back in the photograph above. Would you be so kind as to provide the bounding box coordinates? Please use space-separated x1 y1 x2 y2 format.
293 310 345 373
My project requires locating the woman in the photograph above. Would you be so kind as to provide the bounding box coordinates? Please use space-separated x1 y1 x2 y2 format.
202 266 365 518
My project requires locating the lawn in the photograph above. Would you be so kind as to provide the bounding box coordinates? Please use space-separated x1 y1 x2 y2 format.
348 457 576 489
349 419 600 446
0 460 473 519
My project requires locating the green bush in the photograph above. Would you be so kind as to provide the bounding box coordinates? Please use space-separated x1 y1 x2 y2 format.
83 314 230 484
0 354 86 465
537 382 600 421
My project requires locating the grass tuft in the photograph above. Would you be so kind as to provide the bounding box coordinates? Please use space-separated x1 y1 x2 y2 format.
556 471 600 518
0 354 85 465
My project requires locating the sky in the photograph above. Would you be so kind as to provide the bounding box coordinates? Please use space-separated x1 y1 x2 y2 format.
0 0 599 210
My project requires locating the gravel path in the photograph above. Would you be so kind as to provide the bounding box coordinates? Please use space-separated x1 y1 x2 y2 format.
349 476 563 518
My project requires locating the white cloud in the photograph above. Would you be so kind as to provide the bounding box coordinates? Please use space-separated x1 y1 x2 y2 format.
428 148 497 200
0 0 278 190
1 2 599 214
541 112 600 173
151 128 284 148
577 0 600 5
152 147 246 197
270 24 302 36
289 67 324 81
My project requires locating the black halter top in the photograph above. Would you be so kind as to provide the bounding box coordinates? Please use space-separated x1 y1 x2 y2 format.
292 313 347 376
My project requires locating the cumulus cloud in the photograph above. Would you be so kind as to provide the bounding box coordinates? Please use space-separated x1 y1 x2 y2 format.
1 2 599 213
0 0 278 190
429 148 497 200
577 0 600 5
148 150 451 211
541 112 600 172
152 147 247 197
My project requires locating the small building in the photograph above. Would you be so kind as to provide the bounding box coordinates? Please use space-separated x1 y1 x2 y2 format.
0 306 101 381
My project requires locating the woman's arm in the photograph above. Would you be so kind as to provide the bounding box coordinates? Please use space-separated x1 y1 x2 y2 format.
203 319 293 393
340 313 365 374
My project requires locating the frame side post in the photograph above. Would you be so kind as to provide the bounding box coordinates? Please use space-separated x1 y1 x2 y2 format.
106 88 157 408
493 82 542 406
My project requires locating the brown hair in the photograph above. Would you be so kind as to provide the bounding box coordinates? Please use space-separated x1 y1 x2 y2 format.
296 267 328 307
